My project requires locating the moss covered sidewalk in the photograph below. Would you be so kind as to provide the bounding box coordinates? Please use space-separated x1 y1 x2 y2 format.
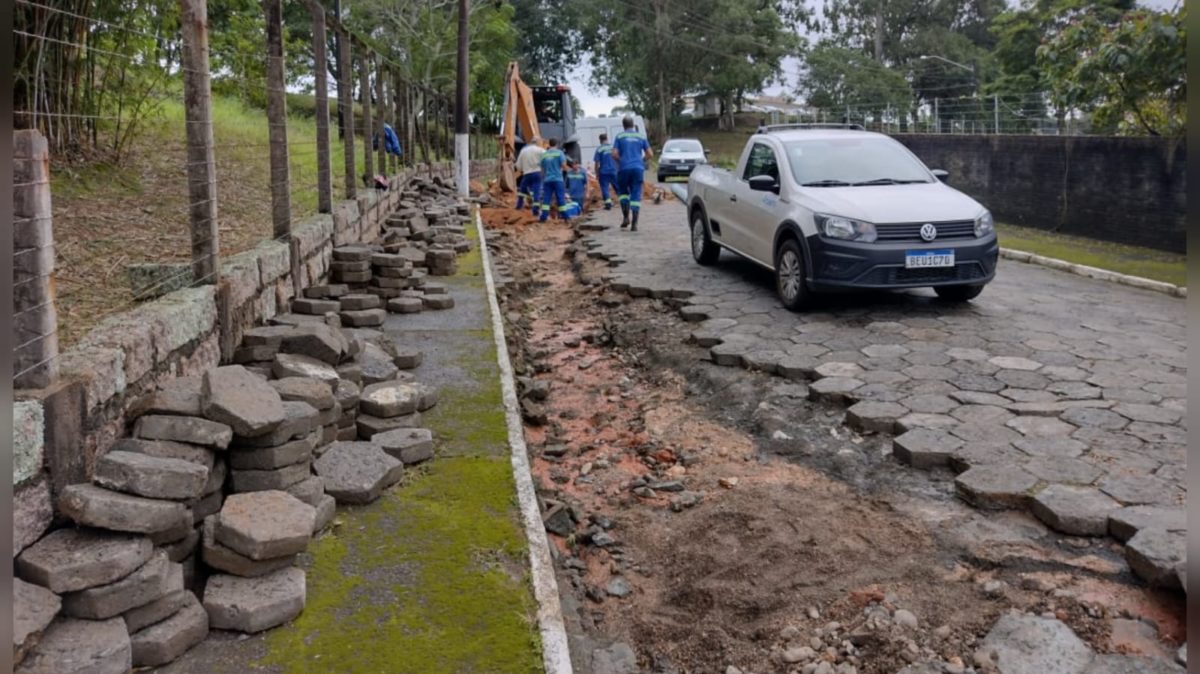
159 220 543 674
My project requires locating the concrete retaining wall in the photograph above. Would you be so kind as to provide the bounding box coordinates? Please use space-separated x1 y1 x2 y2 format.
12 166 456 555
893 134 1187 254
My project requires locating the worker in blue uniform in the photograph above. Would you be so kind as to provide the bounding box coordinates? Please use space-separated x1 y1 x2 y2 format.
611 116 653 231
539 138 570 223
565 160 588 213
592 133 618 210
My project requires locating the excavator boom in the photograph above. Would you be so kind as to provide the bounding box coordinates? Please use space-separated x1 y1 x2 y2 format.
498 62 542 192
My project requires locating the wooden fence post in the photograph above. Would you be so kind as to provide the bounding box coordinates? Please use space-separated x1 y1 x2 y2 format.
374 52 385 175
310 0 332 213
360 48 374 183
263 0 291 240
337 27 356 199
179 0 219 285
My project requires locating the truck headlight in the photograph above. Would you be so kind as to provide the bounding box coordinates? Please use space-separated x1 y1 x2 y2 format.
816 214 877 243
975 210 994 237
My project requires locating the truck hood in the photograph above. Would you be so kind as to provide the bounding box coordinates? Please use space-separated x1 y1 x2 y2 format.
800 182 985 223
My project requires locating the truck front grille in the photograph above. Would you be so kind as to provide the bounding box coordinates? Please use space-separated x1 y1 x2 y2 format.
874 220 977 243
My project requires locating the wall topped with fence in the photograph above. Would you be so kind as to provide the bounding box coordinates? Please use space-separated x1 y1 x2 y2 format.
13 0 498 349
11 0 501 552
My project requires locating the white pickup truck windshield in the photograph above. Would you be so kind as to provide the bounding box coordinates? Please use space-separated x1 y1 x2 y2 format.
784 137 932 186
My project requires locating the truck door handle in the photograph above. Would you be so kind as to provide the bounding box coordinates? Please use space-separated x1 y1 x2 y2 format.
729 195 738 202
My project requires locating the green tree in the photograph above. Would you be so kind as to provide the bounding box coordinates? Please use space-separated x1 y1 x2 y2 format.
797 43 912 117
576 0 802 140
1038 4 1185 135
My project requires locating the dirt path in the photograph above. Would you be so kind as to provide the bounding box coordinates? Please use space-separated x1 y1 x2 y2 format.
482 195 1184 674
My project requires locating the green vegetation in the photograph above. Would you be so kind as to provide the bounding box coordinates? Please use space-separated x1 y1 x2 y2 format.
997 223 1187 286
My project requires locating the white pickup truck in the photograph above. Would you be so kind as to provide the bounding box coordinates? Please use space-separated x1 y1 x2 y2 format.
685 125 998 310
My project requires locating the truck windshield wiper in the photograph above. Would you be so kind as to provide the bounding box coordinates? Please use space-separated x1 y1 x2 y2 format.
851 178 929 185
801 179 851 187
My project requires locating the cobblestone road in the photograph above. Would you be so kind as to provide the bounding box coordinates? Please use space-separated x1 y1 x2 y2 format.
580 201 1187 590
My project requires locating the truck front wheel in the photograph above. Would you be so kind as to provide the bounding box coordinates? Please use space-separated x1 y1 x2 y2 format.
775 239 812 311
691 211 721 265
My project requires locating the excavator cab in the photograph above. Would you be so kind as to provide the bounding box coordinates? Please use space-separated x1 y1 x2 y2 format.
530 85 578 163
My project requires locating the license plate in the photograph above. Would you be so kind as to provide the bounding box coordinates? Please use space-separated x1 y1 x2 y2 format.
905 249 955 268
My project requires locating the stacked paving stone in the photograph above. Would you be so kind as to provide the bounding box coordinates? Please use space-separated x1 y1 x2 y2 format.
14 180 475 670
201 491 313 633
330 245 373 287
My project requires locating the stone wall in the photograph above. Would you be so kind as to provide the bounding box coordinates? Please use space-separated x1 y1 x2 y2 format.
12 167 453 555
893 134 1187 253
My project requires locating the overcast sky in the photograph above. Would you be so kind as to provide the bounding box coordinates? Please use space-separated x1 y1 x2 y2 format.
565 0 1178 117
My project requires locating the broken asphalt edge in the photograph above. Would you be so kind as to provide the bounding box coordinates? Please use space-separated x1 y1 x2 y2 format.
474 207 575 674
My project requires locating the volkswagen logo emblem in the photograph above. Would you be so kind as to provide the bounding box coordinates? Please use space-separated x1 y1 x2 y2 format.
919 223 938 241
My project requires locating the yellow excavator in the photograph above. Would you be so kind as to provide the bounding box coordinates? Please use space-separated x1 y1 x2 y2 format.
497 61 579 192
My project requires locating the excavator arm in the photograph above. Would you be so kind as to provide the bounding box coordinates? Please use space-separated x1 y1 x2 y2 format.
498 62 542 192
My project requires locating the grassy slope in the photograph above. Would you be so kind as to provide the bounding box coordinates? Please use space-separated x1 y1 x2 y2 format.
53 95 496 347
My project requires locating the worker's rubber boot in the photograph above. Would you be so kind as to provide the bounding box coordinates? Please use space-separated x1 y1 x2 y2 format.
630 210 639 232
620 203 630 229
516 196 525 210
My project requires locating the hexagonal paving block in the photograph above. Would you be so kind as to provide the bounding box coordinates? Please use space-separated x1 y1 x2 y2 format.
861 344 909 359
950 390 1009 407
946 347 988 361
743 350 786 374
808 377 864 404
892 429 962 469
814 361 865 378
902 394 958 415
203 567 306 633
988 356 1043 371
1013 436 1087 459
202 366 286 438
1060 407 1129 431
272 353 339 384
973 614 1094 674
954 464 1038 509
845 401 908 433
1046 382 1102 400
895 413 958 433
1124 528 1184 590
313 442 405 504
358 381 421 418
902 365 957 381
951 405 1015 426
1108 505 1187 542
373 428 435 465
1005 415 1077 437
1030 484 1122 536
61 550 175 620
1098 474 1181 506
1000 388 1057 403
1125 421 1186 445
1017 455 1099 482
215 491 315 561
15 616 131 674
17 529 153 594
129 592 208 667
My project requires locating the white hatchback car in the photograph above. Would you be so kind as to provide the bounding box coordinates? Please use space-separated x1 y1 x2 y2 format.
686 126 998 310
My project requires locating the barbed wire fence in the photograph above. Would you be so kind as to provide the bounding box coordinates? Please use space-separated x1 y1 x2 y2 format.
11 0 491 387
760 93 1083 136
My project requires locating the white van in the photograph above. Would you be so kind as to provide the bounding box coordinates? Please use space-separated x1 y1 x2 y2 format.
575 114 648 169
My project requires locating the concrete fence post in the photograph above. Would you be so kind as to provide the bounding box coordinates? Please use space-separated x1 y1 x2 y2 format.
337 27 356 199
310 0 332 213
180 0 220 287
13 130 59 390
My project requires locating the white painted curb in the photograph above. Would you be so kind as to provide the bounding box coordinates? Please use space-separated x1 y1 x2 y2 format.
474 209 574 674
999 247 1186 298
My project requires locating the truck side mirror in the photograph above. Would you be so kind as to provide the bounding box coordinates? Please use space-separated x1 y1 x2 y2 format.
748 175 779 194
931 169 949 181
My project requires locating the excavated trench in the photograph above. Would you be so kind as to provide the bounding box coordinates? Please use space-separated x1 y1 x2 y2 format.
481 197 1184 674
